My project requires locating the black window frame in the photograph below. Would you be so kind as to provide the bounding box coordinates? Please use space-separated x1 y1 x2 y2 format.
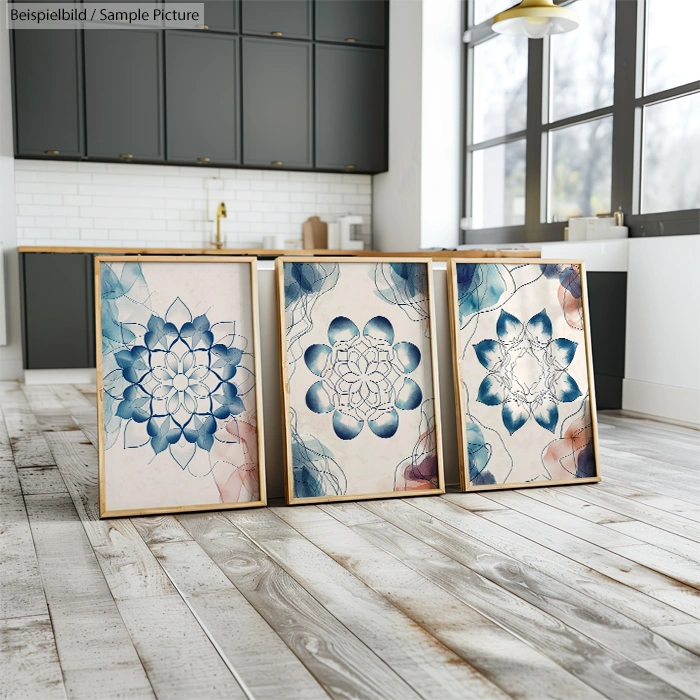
462 0 700 244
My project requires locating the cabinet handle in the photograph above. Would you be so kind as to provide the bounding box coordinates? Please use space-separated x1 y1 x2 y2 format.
271 160 283 166
197 157 211 163
120 153 133 159
345 164 356 170
345 38 357 43
44 150 59 155
270 31 283 36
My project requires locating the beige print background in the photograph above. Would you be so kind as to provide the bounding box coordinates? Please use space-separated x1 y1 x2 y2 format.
459 270 591 485
289 263 436 496
103 261 259 512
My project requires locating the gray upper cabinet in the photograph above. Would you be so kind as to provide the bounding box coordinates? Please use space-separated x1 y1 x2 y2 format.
242 38 312 169
166 31 240 165
241 0 311 40
85 30 164 161
315 0 387 46
12 1 389 171
12 29 84 157
168 0 238 32
315 44 386 173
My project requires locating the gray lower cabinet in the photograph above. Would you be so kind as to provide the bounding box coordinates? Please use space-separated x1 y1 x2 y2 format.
85 29 165 161
315 0 387 46
315 44 386 173
21 254 95 370
587 272 627 409
12 29 84 158
168 0 238 32
242 38 312 169
241 0 312 40
165 31 240 165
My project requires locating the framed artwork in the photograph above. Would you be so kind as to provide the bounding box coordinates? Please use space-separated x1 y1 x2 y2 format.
448 259 600 491
277 258 444 504
96 256 266 517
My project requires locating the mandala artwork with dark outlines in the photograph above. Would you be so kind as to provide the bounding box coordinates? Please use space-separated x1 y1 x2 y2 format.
304 315 423 440
474 308 581 435
455 261 595 488
101 263 257 489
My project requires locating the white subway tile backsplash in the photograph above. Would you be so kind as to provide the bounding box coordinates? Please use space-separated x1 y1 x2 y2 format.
237 169 263 180
250 180 277 191
262 170 290 181
343 194 371 205
330 184 358 194
42 172 92 183
290 193 316 203
15 160 373 248
262 191 290 203
237 191 264 202
16 183 48 194
303 182 330 193
18 204 51 216
46 183 79 195
63 195 93 206
263 212 290 224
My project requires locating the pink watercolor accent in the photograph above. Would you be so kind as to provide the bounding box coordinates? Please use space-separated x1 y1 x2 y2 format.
212 415 260 502
541 403 593 480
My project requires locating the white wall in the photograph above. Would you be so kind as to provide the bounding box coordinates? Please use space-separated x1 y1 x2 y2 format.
372 0 423 251
420 0 462 249
624 234 700 426
0 5 24 380
15 161 372 248
373 0 462 252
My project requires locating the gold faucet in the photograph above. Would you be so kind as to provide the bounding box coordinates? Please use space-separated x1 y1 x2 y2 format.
213 202 227 249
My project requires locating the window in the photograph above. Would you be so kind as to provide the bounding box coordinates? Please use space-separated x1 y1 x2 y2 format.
641 93 700 213
548 117 613 222
467 33 528 229
640 0 700 214
546 0 615 222
463 0 700 240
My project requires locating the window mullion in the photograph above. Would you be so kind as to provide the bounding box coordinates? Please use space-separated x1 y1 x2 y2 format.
611 0 642 216
525 38 546 240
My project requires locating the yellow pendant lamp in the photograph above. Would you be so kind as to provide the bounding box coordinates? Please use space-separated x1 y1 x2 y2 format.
492 0 579 39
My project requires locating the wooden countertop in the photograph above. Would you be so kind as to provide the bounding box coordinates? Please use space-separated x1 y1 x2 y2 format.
18 246 541 258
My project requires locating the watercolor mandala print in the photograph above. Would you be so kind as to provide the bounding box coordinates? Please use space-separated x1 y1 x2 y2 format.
450 260 599 490
97 258 265 516
280 259 443 503
304 315 423 440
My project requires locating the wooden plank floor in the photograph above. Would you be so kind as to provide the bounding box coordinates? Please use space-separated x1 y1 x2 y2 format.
1 382 699 700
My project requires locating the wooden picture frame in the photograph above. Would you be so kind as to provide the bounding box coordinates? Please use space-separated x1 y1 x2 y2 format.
447 258 601 492
96 256 266 517
277 257 445 505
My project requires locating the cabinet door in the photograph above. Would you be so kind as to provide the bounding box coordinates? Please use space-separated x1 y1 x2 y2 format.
168 1 238 32
165 32 240 165
315 45 386 173
21 254 95 370
12 29 84 157
85 29 164 161
241 0 311 40
241 38 312 168
315 0 387 46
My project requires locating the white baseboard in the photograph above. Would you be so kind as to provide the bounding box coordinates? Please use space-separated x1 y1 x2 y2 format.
24 368 95 385
622 378 700 428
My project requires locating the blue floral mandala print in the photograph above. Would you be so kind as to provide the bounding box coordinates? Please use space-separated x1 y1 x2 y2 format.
304 315 423 440
474 308 581 435
104 294 253 473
